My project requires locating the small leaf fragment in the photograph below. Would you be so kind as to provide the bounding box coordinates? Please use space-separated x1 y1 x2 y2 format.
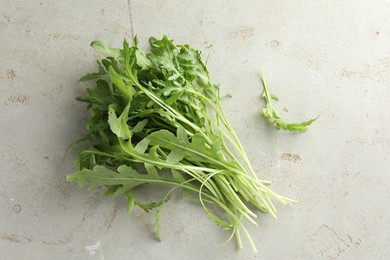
125 192 135 213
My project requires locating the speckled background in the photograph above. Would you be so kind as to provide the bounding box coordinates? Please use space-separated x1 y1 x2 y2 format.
1 1 389 259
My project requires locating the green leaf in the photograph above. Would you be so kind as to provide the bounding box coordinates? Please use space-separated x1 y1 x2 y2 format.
132 119 148 133
80 73 107 82
210 139 224 161
171 169 186 182
67 164 168 193
135 199 164 213
91 40 121 60
176 126 188 142
166 150 184 164
144 163 159 178
102 185 119 197
272 116 319 132
108 66 133 102
260 67 318 132
146 129 222 165
80 61 108 82
154 208 162 240
165 90 184 105
136 49 152 70
125 191 135 213
269 93 279 101
134 138 150 154
108 105 131 139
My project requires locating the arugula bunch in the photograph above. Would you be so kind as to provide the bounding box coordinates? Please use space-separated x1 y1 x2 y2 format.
67 35 295 252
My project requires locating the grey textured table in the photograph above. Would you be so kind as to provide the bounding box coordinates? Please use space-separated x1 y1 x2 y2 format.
1 1 389 259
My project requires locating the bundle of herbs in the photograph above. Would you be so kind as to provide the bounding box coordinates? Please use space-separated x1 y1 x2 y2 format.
67 35 298 252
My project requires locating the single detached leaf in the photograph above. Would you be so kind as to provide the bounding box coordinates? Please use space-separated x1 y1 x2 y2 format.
260 67 318 132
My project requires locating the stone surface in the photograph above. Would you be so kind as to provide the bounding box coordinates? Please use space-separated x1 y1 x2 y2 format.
1 1 389 259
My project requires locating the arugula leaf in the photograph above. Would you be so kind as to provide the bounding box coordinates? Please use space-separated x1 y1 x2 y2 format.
108 66 133 102
107 104 131 139
90 40 121 60
67 165 168 211
260 67 318 132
